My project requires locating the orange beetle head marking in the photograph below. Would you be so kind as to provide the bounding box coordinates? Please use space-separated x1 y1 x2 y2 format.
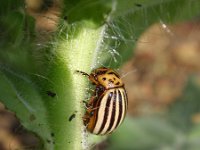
89 67 124 89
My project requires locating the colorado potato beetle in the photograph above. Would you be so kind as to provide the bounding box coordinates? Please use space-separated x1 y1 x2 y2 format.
77 67 128 135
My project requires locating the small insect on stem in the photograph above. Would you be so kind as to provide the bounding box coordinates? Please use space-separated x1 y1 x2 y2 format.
78 67 128 135
46 90 56 98
68 113 76 122
68 111 78 122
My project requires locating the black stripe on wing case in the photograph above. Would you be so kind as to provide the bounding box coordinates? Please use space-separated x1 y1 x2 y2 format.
98 92 113 134
115 89 123 129
107 89 117 133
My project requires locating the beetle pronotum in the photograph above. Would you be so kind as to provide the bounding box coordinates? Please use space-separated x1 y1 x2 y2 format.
77 67 128 135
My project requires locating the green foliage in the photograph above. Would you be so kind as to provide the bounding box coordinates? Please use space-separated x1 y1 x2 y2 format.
169 78 200 132
0 0 200 150
104 0 200 67
0 66 51 149
63 0 112 25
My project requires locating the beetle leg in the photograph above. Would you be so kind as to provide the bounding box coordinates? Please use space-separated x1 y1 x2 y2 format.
89 106 99 111
85 87 95 93
83 95 97 108
82 115 89 122
83 101 92 109
82 115 90 126
75 70 90 77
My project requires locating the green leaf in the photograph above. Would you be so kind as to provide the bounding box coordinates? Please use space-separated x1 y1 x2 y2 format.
0 66 52 149
187 122 200 150
62 0 112 26
107 116 178 150
169 78 200 131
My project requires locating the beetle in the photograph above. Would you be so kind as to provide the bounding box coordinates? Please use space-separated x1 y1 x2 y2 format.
77 67 128 135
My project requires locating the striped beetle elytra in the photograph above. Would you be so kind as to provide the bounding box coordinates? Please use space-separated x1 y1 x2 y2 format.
77 67 128 135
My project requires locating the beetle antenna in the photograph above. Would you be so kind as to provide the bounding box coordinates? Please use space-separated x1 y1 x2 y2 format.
121 69 137 79
76 70 90 77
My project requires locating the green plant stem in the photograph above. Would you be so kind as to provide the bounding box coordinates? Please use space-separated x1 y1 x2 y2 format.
45 21 106 150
